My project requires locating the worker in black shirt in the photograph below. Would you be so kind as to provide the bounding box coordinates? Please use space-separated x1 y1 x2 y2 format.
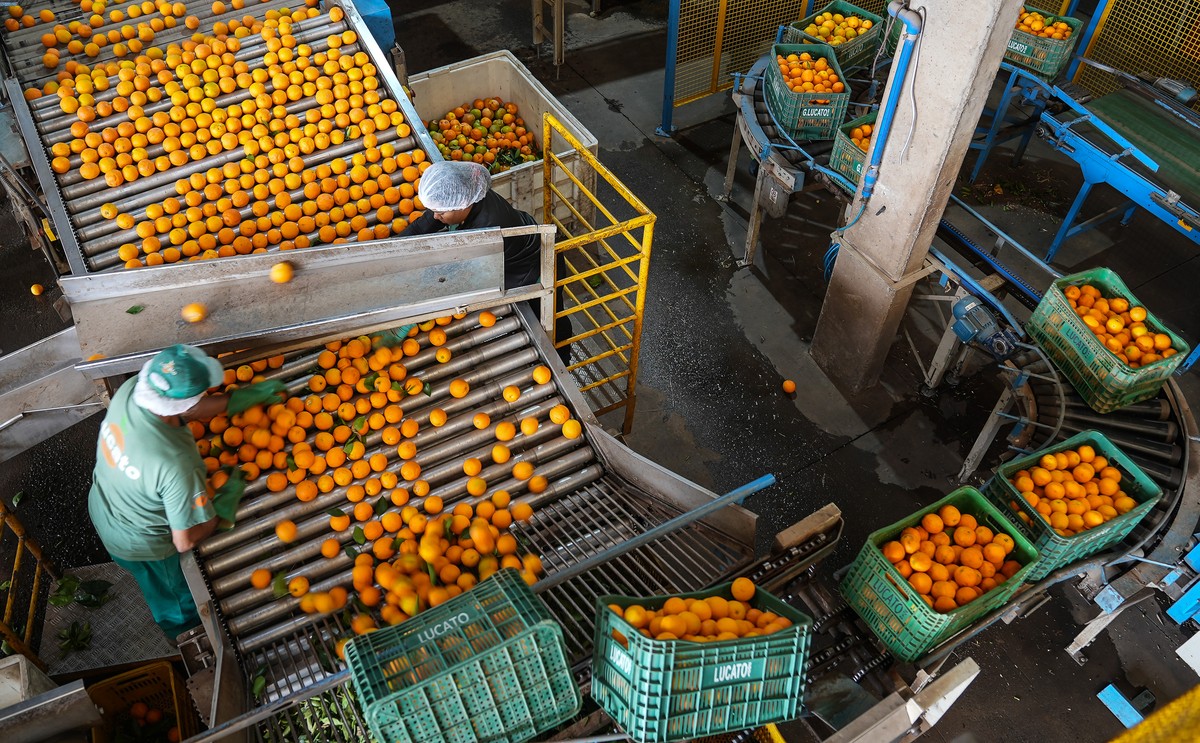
406 161 571 363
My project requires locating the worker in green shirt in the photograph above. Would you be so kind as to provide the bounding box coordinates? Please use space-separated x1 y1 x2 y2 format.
88 344 283 642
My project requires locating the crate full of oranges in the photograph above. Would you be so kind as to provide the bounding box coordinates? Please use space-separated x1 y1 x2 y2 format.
840 487 1038 662
984 431 1162 581
764 44 851 141
591 578 812 743
1026 267 1190 413
785 1 883 69
829 111 876 190
1004 7 1081 79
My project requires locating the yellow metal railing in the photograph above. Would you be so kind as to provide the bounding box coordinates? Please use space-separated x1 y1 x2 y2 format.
543 113 655 435
0 499 56 671
1074 0 1200 114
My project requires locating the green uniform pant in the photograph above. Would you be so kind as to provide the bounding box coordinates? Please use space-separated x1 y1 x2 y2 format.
112 553 201 641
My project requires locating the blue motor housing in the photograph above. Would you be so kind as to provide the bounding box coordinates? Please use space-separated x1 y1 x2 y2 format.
951 296 1019 359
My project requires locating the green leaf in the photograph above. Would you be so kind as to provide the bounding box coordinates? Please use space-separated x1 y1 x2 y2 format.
391 380 404 391
326 507 347 518
363 372 379 389
393 536 405 550
251 665 268 700
0 580 11 592
427 562 439 586
352 597 370 613
352 415 366 432
423 382 432 397
50 575 80 606
343 544 359 560
352 526 365 545
272 571 289 599
287 455 297 472
125 305 145 315
373 495 389 517
443 517 453 539
343 440 355 455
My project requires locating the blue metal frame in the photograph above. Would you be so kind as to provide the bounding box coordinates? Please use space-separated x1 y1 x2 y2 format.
1097 684 1146 728
1037 100 1200 261
658 0 682 137
969 63 1054 183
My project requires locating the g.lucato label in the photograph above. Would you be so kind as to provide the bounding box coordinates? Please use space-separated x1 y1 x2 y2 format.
704 657 766 686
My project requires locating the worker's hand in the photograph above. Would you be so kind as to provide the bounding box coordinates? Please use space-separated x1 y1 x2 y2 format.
370 324 416 349
212 466 246 526
226 380 287 415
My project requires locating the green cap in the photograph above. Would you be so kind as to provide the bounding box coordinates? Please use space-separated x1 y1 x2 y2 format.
141 344 224 400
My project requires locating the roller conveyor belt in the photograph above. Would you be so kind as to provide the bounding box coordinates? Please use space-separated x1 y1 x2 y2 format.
1 0 436 275
187 304 758 735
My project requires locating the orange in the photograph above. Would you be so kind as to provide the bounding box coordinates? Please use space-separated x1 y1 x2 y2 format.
288 576 309 597
250 568 272 589
938 505 961 527
908 552 931 573
275 520 297 542
881 541 904 563
908 572 932 595
731 577 755 602
921 513 944 534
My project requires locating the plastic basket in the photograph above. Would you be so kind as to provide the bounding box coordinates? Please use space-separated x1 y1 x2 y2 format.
829 112 877 191
89 661 198 743
839 487 1038 662
982 430 1162 581
1026 268 1190 413
344 569 580 743
764 44 852 141
592 583 812 743
1003 14 1082 79
783 1 884 69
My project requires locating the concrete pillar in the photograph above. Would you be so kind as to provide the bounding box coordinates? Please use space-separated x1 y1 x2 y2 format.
810 0 1023 393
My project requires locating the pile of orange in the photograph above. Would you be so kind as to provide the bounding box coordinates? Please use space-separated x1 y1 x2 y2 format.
880 504 1023 614
426 97 540 172
776 52 844 96
1005 444 1138 537
1064 283 1177 368
800 11 873 46
119 699 181 742
1015 8 1073 39
5 3 431 269
849 122 873 153
608 578 793 644
193 312 583 634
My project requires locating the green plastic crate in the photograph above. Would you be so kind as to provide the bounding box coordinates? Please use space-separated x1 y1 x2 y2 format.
982 430 1162 582
344 569 581 743
829 112 877 191
1003 13 1082 79
764 44 852 141
592 583 812 743
1026 267 1190 413
783 1 884 69
839 487 1038 662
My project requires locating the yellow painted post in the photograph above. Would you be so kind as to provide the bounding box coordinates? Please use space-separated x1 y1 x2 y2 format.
709 0 730 93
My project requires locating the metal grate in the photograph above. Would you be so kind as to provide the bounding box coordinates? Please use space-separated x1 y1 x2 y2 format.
673 0 807 107
245 615 373 743
1075 0 1200 114
515 475 752 665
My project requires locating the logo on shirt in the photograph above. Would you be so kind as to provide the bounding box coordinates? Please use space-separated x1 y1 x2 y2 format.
100 421 141 480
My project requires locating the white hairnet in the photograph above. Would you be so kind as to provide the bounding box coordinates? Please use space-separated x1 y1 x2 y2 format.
418 161 490 211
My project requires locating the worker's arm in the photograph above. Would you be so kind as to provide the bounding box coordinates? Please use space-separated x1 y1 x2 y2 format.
403 209 440 236
172 516 219 552
182 394 229 422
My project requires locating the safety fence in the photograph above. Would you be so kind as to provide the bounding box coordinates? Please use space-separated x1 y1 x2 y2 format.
1074 0 1200 114
542 114 655 435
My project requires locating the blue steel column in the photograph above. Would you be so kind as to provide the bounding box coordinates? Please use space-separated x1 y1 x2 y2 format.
657 0 682 137
1066 0 1111 81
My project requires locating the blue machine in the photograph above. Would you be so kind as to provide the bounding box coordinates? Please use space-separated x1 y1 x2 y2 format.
355 0 394 54
951 296 1020 360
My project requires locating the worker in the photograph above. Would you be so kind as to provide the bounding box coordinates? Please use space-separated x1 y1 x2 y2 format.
88 344 283 642
404 161 573 362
